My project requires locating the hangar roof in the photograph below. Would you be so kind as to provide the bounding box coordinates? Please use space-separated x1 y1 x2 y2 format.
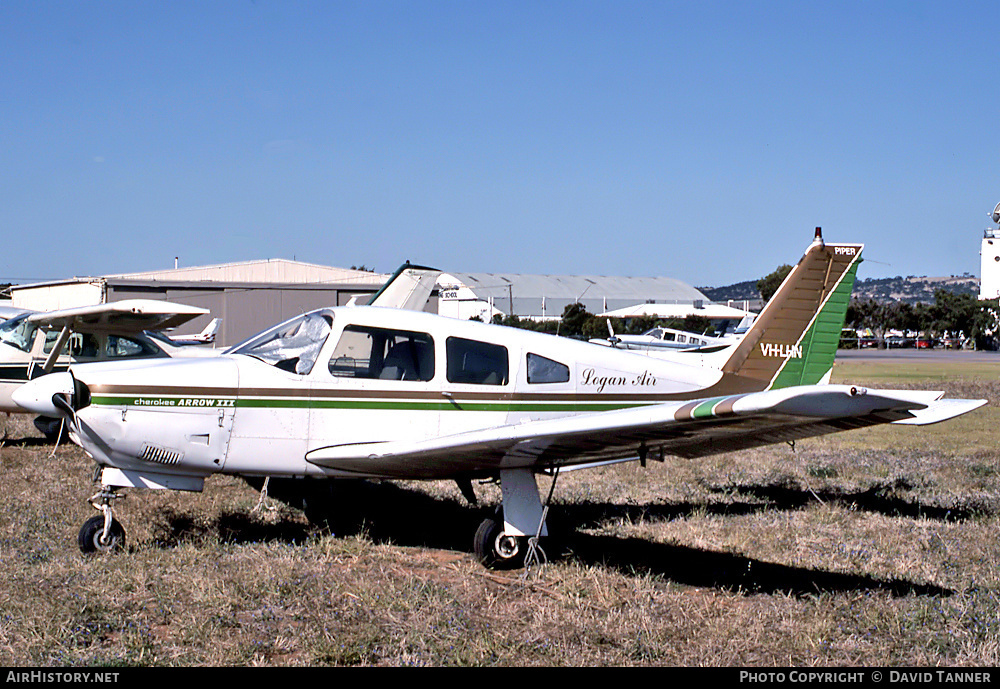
105 258 388 285
439 272 713 318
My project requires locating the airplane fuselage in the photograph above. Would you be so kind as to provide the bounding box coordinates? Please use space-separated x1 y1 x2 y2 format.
60 305 729 487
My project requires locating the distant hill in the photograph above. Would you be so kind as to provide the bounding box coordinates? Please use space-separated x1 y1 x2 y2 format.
700 275 980 305
698 280 760 303
849 275 979 303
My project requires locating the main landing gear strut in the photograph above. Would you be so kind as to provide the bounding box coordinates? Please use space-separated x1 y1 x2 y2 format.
78 484 126 554
472 467 558 571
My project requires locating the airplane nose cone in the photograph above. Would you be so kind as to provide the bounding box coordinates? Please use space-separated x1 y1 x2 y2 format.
12 372 76 417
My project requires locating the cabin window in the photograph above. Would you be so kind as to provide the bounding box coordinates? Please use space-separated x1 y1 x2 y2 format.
44 332 100 358
0 315 37 353
526 353 569 384
446 337 508 385
105 335 160 358
328 325 434 381
232 310 335 375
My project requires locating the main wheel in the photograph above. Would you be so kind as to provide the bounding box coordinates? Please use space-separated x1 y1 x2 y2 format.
473 516 527 570
33 416 68 444
78 515 126 554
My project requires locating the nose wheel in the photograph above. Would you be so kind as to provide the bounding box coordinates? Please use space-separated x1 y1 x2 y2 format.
79 486 126 554
78 515 125 553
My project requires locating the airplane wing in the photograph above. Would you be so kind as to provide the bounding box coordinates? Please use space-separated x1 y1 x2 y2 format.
305 385 987 479
27 300 210 371
27 300 209 334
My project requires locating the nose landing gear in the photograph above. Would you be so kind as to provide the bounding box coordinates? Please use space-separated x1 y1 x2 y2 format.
78 486 126 554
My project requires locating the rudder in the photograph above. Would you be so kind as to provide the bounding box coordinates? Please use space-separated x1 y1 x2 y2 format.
720 228 863 389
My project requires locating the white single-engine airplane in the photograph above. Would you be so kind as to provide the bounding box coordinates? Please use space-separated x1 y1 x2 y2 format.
591 323 741 353
13 231 987 568
162 318 222 346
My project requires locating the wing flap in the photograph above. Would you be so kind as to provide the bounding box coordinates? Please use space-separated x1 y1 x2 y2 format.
304 385 986 479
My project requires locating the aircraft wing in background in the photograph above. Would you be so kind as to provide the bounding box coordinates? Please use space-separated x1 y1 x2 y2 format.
27 300 209 371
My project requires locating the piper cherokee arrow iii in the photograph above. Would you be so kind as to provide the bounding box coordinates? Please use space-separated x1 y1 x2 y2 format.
13 230 986 568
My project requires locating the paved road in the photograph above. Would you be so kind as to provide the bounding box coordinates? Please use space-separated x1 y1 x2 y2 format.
836 348 1000 363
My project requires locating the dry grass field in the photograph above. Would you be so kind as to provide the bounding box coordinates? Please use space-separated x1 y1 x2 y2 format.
1 353 998 666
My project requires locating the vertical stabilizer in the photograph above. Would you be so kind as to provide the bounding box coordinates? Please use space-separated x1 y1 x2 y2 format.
367 262 442 311
720 228 862 389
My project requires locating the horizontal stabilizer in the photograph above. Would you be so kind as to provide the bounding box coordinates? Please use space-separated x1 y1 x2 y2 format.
367 263 441 311
891 397 988 425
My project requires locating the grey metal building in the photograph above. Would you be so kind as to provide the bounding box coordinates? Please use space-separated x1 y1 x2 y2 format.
10 259 752 347
435 272 753 323
10 260 388 348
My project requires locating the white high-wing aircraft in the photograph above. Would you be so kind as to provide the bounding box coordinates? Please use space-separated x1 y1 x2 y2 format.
592 324 739 352
0 300 213 437
0 263 432 426
591 309 755 353
13 232 987 568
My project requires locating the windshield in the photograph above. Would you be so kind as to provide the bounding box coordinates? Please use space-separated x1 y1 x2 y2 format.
0 314 37 353
231 310 334 375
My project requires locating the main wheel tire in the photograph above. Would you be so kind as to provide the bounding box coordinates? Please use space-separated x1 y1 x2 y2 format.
33 416 68 444
78 515 126 554
473 517 527 570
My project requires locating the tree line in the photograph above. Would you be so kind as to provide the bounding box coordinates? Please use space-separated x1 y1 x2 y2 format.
845 291 1000 349
475 264 1000 351
481 303 717 342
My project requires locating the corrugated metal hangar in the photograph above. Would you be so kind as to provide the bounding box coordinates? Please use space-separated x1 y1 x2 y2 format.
9 259 752 347
437 272 751 323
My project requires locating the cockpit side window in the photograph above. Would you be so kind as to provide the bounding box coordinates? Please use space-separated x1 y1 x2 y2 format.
526 353 570 384
446 337 508 385
328 325 434 381
0 315 37 353
232 310 335 375
105 335 160 358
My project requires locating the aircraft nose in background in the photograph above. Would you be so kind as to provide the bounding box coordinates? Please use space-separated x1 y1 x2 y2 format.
11 372 76 417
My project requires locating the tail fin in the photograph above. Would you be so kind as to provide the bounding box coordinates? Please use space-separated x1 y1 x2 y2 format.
720 228 862 389
367 262 442 311
196 318 222 342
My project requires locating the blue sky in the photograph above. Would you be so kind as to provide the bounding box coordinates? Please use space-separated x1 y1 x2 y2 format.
2 1 999 288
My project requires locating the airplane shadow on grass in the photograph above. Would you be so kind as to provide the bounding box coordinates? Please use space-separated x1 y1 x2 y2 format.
151 478 953 597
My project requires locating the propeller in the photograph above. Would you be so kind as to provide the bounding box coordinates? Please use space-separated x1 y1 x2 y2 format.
606 319 620 347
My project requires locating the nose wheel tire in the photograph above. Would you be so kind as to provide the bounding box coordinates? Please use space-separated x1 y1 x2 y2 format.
473 516 528 570
78 515 126 554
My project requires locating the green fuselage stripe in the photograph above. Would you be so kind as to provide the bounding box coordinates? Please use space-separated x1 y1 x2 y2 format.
90 395 651 413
